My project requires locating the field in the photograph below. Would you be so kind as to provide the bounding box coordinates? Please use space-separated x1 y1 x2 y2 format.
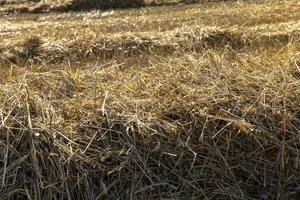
1 0 300 199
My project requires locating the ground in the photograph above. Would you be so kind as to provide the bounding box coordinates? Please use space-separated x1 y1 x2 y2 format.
0 0 300 199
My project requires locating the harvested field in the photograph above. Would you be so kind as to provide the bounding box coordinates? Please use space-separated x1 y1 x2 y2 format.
1 0 300 199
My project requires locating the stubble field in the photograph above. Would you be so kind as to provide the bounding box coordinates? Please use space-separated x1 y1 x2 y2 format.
0 0 300 199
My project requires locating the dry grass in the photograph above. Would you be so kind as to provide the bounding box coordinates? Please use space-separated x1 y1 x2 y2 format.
1 0 300 199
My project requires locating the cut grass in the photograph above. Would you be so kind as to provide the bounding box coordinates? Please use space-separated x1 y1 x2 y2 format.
0 0 300 199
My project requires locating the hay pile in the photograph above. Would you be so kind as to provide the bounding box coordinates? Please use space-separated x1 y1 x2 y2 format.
1 45 300 199
1 25 299 66
1 0 300 199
